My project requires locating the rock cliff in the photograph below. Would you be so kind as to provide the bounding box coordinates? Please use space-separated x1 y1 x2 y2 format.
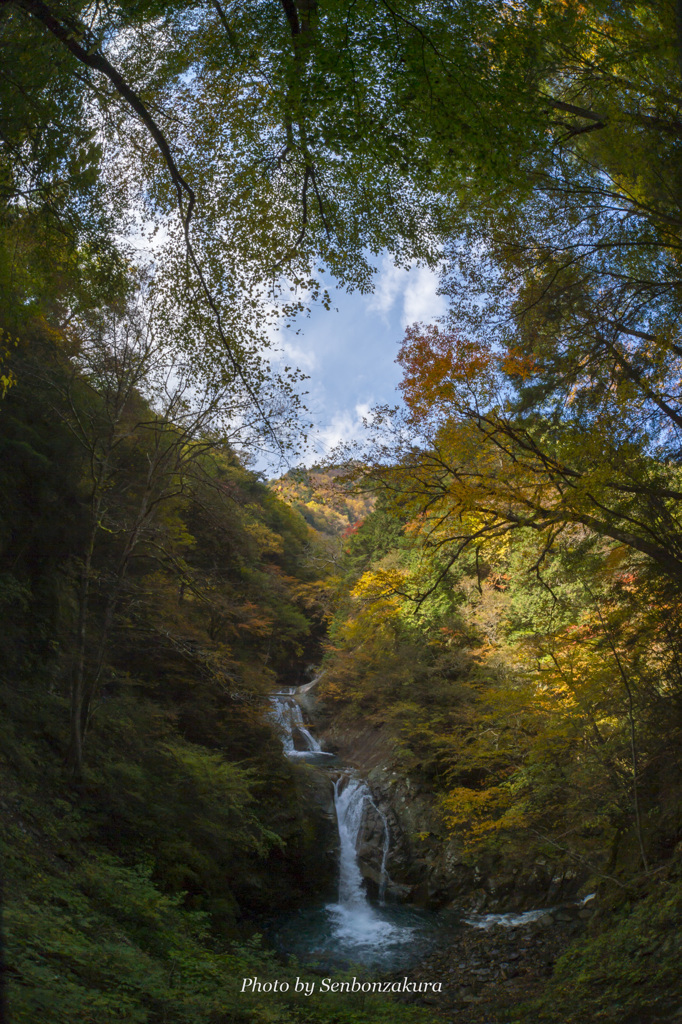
316 711 586 912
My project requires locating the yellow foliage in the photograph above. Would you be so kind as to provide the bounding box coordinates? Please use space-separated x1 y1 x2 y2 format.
243 518 284 556
441 785 530 845
351 568 406 602
0 328 18 398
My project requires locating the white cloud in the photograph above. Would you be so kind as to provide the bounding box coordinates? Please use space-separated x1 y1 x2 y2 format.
275 335 319 373
366 255 446 328
366 256 408 321
312 401 374 459
401 264 447 327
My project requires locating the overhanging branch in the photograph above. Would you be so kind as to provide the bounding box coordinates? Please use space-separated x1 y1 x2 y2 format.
8 0 283 450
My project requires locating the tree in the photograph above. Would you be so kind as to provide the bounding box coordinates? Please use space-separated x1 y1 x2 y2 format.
352 323 682 595
40 293 266 772
0 0 543 428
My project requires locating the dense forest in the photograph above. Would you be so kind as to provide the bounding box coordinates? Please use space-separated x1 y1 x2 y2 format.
4 0 682 1022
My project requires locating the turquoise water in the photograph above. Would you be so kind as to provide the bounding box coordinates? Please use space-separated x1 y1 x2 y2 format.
271 900 462 971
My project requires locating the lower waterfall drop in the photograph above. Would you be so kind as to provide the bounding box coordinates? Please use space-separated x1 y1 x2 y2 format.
325 776 405 954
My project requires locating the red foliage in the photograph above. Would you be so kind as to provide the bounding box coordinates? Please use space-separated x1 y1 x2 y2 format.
341 519 364 539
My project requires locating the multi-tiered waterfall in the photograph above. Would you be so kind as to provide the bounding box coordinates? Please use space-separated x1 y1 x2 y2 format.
268 688 454 969
268 685 593 968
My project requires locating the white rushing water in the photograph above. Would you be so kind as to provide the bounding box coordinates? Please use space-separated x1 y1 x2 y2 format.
268 690 459 969
466 892 597 930
465 907 552 930
325 776 405 953
269 694 335 761
268 685 592 967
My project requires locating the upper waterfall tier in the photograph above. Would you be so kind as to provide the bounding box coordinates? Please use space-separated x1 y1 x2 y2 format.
269 694 335 763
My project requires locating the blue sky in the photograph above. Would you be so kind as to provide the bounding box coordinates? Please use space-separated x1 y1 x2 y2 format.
270 255 446 466
128 223 445 469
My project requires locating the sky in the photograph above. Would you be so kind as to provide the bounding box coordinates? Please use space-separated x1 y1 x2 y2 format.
126 222 446 471
269 254 447 468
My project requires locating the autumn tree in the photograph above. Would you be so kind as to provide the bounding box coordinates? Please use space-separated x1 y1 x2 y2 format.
347 321 682 600
0 0 568 424
32 289 298 772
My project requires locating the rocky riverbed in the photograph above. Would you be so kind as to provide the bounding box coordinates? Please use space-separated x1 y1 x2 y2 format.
388 901 595 1021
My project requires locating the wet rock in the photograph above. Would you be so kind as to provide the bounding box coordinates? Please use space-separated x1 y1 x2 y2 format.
291 725 313 751
286 762 339 895
385 907 592 1021
317 710 589 912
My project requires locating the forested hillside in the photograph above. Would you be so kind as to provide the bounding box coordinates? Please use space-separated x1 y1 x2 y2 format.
271 469 374 540
4 0 682 1022
0 312 318 1014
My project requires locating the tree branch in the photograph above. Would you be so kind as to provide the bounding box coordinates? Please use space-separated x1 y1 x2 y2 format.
9 0 284 451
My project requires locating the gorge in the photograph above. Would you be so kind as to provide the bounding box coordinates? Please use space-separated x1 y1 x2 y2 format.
266 682 595 983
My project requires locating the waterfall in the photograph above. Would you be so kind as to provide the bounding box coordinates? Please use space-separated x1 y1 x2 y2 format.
267 698 434 970
327 775 405 952
334 778 372 906
335 779 390 905
269 696 390 899
269 694 334 761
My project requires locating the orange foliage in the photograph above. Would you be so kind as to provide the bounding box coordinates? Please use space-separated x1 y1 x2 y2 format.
499 344 537 380
397 324 494 421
